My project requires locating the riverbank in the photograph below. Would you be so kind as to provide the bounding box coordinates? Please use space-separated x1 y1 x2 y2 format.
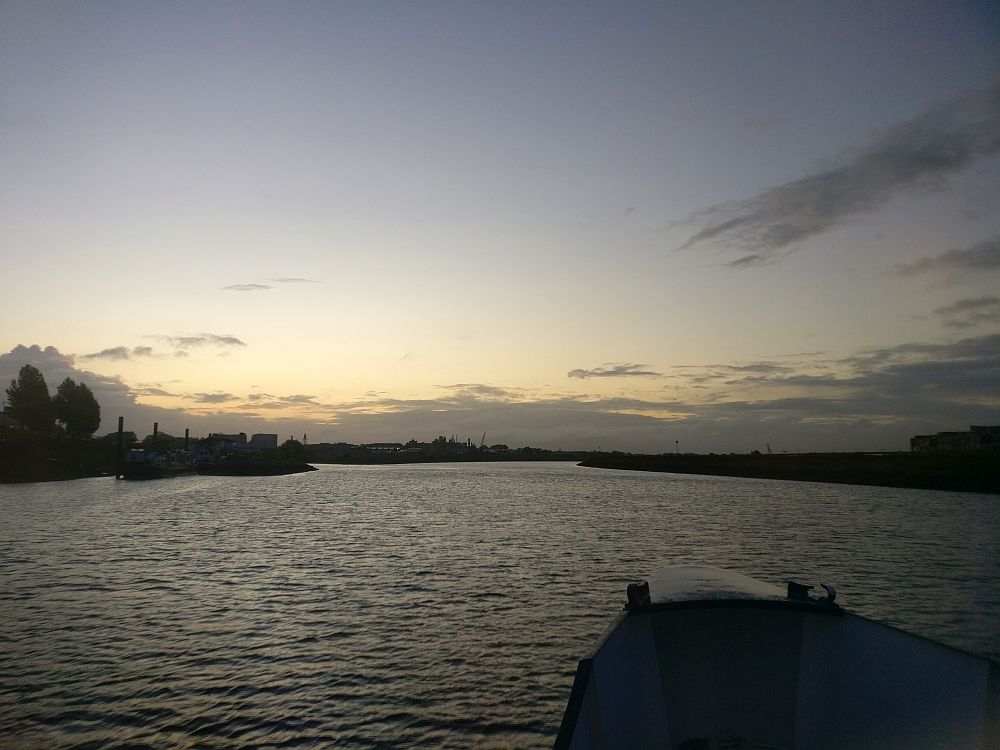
579 452 1000 494
0 438 114 483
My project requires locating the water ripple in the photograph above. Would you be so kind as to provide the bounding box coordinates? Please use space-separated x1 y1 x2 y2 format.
1 464 997 747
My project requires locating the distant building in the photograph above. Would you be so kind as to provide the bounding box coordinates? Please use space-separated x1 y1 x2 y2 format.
208 432 249 456
363 442 404 452
445 442 470 454
250 433 278 450
910 425 999 452
210 432 247 445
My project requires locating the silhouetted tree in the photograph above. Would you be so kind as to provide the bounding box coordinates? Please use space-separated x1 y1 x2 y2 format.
282 438 303 459
4 364 54 431
52 378 101 439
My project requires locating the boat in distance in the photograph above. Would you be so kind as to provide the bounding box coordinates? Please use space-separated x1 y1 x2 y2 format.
555 565 999 749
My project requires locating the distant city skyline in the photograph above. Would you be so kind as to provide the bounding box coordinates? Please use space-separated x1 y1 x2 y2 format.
2 2 998 453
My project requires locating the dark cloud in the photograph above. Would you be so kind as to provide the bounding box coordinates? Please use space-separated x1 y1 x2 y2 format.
192 392 240 404
725 363 794 374
680 79 1000 261
567 363 663 379
0 345 130 435
934 296 1000 329
840 334 997 372
1 344 75 371
894 237 1000 278
222 284 271 292
685 335 1000 411
727 254 768 269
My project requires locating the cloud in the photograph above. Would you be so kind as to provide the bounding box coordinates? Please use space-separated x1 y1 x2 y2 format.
0 345 136 435
4 333 997 454
443 383 524 400
567 363 663 379
679 79 1000 261
313 333 998 450
238 393 319 410
1 345 75 371
741 117 783 132
279 394 319 404
684 335 1000 407
0 344 330 441
724 362 794 374
934 296 1000 329
133 387 177 397
222 284 271 292
270 277 320 283
158 334 246 349
727 254 769 269
192 392 240 404
894 237 1000 278
81 346 131 361
79 345 157 361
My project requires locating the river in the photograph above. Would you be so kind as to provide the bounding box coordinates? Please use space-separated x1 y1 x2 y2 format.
2 462 997 748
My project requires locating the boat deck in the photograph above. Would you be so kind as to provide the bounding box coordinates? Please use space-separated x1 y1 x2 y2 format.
556 567 999 750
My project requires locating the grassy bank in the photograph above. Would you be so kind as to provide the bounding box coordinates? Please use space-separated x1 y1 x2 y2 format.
579 451 1000 494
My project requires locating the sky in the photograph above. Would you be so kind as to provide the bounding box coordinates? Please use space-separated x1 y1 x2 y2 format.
1 1 998 453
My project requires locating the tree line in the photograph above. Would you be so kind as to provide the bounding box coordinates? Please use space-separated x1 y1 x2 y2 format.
3 364 101 439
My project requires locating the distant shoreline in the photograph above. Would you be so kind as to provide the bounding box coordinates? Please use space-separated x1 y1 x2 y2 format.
0 452 583 483
578 452 1000 495
5 451 997 494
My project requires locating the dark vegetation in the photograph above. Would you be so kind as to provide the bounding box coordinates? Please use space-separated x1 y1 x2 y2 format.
1 365 110 482
579 451 1000 494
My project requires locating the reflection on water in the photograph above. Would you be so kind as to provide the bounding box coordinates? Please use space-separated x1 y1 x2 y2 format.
1 463 997 748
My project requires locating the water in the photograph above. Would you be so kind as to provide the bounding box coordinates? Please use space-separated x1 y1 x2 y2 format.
1 462 997 748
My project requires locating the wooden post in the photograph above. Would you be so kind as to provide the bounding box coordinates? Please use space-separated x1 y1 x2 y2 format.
115 416 124 479
184 428 189 451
